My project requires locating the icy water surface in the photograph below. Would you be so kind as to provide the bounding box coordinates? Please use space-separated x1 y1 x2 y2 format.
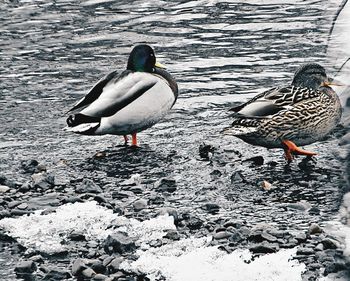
0 0 349 280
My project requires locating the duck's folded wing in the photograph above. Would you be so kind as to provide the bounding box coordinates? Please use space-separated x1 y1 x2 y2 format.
232 86 320 117
79 72 159 118
67 70 119 113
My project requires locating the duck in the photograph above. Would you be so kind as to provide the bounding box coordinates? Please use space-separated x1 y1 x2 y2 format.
65 44 178 146
224 63 342 162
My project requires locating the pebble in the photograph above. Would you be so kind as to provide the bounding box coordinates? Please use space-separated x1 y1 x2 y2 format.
231 171 245 184
199 144 215 160
68 231 86 241
104 232 136 254
133 199 148 211
157 207 179 225
21 159 39 174
213 231 231 240
15 260 37 274
321 238 339 250
308 223 323 235
93 273 109 280
250 243 278 254
244 156 264 166
90 260 106 274
0 185 10 193
42 268 71 280
75 179 102 194
16 203 28 210
294 232 307 243
107 257 123 273
81 267 96 278
155 178 177 193
72 258 87 276
296 247 315 256
204 203 220 214
164 229 180 240
31 172 55 190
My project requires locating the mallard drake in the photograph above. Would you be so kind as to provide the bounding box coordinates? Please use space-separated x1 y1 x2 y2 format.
224 63 342 162
65 44 178 146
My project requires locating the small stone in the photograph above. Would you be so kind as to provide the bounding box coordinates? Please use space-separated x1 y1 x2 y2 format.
322 238 339 250
186 217 203 230
16 203 28 210
120 174 141 186
250 243 278 254
204 203 220 214
104 232 136 254
260 180 275 191
0 185 10 193
8 201 21 209
164 230 180 240
42 268 71 280
315 243 324 251
155 178 177 193
81 267 96 278
32 172 55 190
93 273 108 280
68 231 86 241
75 179 102 194
15 261 37 274
199 144 215 160
213 231 231 240
231 171 245 184
72 258 87 276
29 255 44 263
102 256 114 267
244 156 264 166
296 247 314 255
261 231 278 242
294 232 307 243
21 159 39 174
133 199 147 211
308 223 323 235
107 258 123 273
90 260 106 274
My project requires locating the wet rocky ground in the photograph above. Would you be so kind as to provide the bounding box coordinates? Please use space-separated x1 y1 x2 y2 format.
0 118 350 280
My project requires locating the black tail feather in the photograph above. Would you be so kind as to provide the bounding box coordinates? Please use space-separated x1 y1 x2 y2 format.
66 113 101 127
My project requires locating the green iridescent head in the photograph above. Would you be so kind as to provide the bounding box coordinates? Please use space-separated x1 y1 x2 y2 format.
127 44 159 72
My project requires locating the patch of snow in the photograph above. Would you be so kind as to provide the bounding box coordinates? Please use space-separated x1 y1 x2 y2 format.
121 238 305 281
0 201 175 254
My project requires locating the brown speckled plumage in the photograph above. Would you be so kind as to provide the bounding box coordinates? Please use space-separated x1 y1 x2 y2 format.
226 64 342 150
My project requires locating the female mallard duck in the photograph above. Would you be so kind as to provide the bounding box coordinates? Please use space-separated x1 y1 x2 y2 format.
65 44 178 146
224 63 342 162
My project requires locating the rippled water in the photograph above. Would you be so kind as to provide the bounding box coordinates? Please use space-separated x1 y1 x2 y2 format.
0 0 347 279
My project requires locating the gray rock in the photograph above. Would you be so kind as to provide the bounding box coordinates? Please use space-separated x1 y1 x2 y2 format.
15 260 37 274
294 232 307 243
16 203 28 210
21 159 39 174
164 229 180 240
32 172 55 190
213 231 231 240
155 178 177 193
8 201 21 209
72 258 87 276
231 171 245 183
308 223 323 235
81 267 96 278
204 203 220 214
93 274 108 281
296 247 315 255
133 199 148 211
322 238 339 250
0 185 10 193
104 232 136 254
90 260 106 274
102 256 114 267
107 257 124 273
76 179 102 194
250 243 278 254
42 268 71 280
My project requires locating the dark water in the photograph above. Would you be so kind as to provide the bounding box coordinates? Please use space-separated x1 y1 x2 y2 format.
0 0 348 279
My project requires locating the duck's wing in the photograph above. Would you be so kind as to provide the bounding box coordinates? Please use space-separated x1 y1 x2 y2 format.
67 70 120 113
79 71 159 118
231 86 321 117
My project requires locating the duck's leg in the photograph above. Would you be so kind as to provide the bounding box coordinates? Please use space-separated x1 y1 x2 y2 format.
123 135 129 145
282 140 317 162
131 133 138 146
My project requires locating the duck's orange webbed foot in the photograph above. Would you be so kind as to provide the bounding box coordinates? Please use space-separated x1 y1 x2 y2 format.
282 140 317 163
